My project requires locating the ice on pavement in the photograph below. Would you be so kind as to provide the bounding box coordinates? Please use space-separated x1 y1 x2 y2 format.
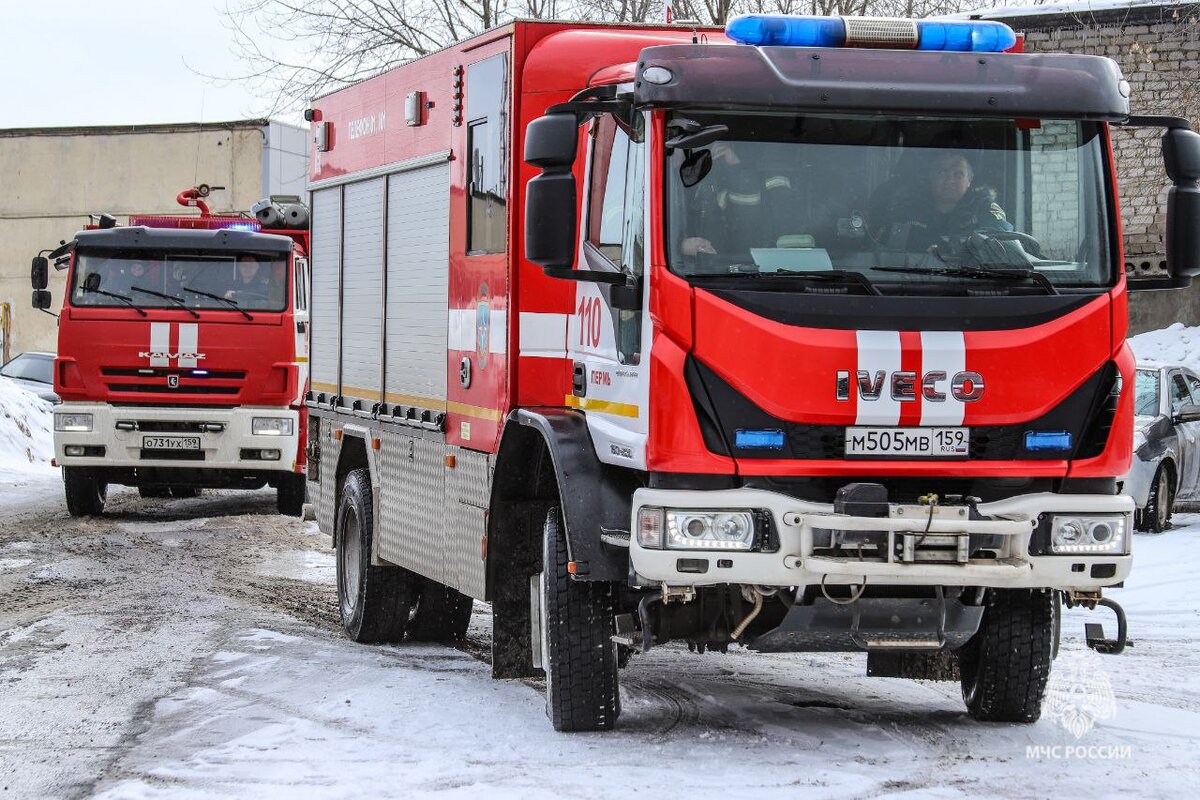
1129 322 1200 371
0 377 54 482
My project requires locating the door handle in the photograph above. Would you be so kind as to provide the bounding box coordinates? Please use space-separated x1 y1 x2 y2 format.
296 321 308 333
572 361 587 397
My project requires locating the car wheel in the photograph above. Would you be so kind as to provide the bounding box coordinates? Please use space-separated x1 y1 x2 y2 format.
1143 464 1175 534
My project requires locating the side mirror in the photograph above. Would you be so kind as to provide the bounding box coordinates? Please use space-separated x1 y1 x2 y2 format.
1174 403 1200 424
525 111 580 272
31 256 48 290
48 241 74 259
1163 127 1200 285
32 289 52 310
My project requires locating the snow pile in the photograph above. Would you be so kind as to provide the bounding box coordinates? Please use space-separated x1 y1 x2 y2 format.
0 378 55 477
1129 323 1200 372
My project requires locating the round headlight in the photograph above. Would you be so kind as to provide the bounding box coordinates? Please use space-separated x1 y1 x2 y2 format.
715 514 750 540
1089 521 1114 544
1055 518 1086 545
685 517 708 538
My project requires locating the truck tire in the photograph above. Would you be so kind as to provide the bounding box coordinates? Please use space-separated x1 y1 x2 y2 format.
407 579 474 642
138 486 171 499
64 467 107 517
1140 464 1174 533
335 468 418 643
170 486 201 499
959 588 1055 723
276 473 306 517
538 506 620 732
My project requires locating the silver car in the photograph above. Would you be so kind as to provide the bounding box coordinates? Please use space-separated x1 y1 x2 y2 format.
1123 362 1200 532
0 351 58 404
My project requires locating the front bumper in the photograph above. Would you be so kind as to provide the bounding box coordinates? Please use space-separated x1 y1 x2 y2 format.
53 403 300 472
630 488 1132 591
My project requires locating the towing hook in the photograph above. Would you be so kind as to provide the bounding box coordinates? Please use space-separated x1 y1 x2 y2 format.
1083 596 1129 655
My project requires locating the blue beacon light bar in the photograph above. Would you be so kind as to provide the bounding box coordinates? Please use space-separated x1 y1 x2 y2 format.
725 14 1018 53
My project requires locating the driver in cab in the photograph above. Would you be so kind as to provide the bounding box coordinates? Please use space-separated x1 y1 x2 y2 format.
225 255 273 302
878 150 1013 253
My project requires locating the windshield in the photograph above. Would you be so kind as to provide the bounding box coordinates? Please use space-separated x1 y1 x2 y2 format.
70 250 289 312
665 113 1113 293
1135 369 1161 417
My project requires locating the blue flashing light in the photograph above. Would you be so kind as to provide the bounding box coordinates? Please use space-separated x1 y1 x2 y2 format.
726 15 845 47
735 429 786 450
1025 431 1073 452
221 222 259 232
916 20 1017 53
725 14 1017 53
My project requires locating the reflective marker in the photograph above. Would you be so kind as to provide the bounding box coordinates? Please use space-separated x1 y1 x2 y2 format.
735 429 786 450
1025 431 1073 452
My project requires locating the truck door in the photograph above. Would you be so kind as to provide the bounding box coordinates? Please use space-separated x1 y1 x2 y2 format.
293 255 311 396
567 112 649 469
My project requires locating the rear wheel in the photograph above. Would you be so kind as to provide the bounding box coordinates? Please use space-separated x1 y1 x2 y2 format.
536 506 619 732
335 468 419 643
64 468 106 517
138 486 170 499
407 579 474 642
959 588 1055 723
170 486 201 499
276 473 306 517
1140 464 1174 533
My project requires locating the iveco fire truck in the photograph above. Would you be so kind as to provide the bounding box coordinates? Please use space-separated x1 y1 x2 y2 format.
304 16 1200 731
32 186 312 517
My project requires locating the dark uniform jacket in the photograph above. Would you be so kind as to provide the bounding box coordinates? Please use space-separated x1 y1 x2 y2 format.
879 185 1013 252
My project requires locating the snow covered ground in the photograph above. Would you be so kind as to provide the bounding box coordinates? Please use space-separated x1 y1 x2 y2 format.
0 473 1197 799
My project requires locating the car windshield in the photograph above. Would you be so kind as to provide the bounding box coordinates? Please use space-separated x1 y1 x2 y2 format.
665 112 1113 293
1135 369 1160 416
0 354 53 384
70 250 289 312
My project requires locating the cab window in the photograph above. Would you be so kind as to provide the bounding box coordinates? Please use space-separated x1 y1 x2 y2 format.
1169 372 1191 414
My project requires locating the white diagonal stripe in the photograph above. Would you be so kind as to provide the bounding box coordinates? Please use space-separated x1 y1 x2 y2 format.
177 323 199 368
149 322 170 367
855 330 902 425
919 331 966 426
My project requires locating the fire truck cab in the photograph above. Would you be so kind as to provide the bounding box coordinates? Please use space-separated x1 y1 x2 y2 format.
32 191 312 516
306 16 1200 732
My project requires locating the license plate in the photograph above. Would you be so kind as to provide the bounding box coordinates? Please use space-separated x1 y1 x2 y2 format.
142 436 201 450
845 427 969 457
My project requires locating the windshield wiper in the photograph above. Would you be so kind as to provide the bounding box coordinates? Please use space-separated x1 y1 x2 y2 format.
130 285 201 318
870 265 1058 295
179 286 253 320
692 269 880 296
82 286 148 316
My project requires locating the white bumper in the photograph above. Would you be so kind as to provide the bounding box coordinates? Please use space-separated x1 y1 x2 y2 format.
630 488 1133 592
53 403 300 472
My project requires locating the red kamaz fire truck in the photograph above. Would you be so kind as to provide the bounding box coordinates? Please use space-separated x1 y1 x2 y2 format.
32 186 312 517
303 16 1200 731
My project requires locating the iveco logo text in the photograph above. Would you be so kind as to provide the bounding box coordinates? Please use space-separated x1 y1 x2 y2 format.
836 370 984 402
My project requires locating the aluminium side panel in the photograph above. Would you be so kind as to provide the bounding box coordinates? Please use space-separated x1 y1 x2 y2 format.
377 426 446 582
340 177 386 404
384 162 450 409
316 417 341 536
309 188 342 397
446 446 491 600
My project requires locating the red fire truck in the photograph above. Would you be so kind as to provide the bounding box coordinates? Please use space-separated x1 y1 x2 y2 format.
31 186 312 517
304 16 1200 731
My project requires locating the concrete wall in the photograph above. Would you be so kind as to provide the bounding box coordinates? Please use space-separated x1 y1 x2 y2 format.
986 2 1200 334
0 120 308 357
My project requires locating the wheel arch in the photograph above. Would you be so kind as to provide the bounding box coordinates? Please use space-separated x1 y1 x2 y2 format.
489 408 639 586
332 425 375 549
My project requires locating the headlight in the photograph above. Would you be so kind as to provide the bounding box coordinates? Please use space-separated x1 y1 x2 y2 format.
1049 514 1129 555
252 417 294 436
55 413 93 432
667 509 756 550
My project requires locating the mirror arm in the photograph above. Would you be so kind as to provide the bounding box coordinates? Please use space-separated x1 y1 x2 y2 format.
1118 115 1192 130
542 266 629 286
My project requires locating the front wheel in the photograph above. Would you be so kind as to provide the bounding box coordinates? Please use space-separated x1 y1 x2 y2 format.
537 506 620 732
335 468 419 643
170 486 201 499
64 467 106 517
959 588 1055 723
